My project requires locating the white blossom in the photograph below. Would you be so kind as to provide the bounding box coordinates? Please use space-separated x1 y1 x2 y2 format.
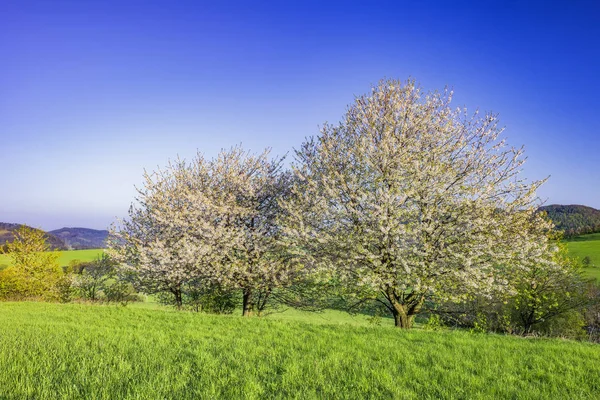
108 146 296 314
280 79 556 328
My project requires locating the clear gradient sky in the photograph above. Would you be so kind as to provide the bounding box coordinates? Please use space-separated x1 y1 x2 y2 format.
1 0 599 231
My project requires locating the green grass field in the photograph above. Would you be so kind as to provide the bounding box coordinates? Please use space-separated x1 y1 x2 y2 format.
0 249 104 268
565 233 600 280
1 302 599 399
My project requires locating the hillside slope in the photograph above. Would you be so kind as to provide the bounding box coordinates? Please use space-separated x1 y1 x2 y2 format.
0 223 66 250
49 227 108 249
540 204 600 237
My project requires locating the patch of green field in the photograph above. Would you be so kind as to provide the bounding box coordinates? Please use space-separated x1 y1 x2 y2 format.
0 249 104 268
586 268 600 281
565 233 600 242
55 249 105 266
564 233 600 280
1 302 599 399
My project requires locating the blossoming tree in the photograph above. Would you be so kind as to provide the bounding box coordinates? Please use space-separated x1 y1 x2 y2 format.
109 147 295 315
280 79 557 328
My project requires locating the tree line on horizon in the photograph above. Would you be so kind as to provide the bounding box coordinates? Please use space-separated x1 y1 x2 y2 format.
1 79 599 340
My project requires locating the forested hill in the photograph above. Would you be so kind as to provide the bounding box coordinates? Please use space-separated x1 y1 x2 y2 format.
48 228 108 250
0 223 66 250
539 204 600 237
0 224 108 250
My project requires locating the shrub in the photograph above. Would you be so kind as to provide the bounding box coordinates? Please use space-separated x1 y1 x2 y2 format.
157 285 237 314
72 255 115 301
535 310 587 340
103 281 137 305
55 275 75 303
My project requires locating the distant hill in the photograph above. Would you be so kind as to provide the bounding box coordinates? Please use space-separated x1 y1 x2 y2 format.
539 204 600 237
0 223 67 250
48 228 109 250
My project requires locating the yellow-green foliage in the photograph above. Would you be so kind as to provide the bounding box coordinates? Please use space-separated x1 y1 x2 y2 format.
509 243 590 336
0 226 65 300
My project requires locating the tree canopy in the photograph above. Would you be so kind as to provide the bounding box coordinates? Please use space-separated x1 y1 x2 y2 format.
280 79 557 328
0 226 64 300
108 147 298 315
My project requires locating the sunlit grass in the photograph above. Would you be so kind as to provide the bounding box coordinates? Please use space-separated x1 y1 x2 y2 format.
0 248 104 268
565 233 600 280
1 302 599 399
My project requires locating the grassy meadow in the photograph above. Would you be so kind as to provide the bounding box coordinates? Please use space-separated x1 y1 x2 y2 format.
1 302 599 399
565 233 600 280
0 248 104 269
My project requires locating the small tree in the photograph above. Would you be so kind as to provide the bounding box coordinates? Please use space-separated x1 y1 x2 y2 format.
3 226 63 299
434 243 594 337
510 244 592 335
582 256 592 267
103 280 138 306
281 79 556 328
73 253 116 301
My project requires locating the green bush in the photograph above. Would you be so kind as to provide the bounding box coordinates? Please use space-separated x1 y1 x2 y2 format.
535 310 587 339
104 281 139 305
55 275 75 303
157 285 237 314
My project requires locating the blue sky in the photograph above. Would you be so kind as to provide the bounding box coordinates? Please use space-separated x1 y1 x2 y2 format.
1 0 599 230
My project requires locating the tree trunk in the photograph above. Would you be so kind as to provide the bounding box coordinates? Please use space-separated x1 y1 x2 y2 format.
242 288 254 317
171 287 183 310
256 288 272 317
391 302 413 329
522 318 534 336
521 308 536 335
386 288 424 329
